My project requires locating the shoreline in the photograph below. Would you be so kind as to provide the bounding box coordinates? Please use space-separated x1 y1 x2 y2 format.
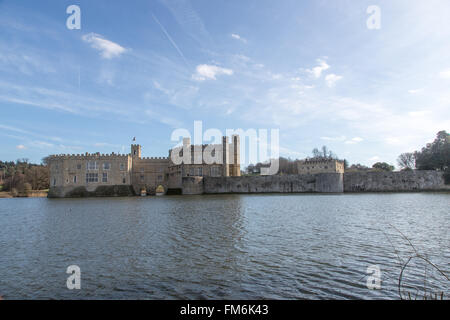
0 191 48 199
2 190 449 200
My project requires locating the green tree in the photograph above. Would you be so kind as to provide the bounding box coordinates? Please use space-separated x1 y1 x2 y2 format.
372 162 395 172
343 159 349 169
414 131 449 171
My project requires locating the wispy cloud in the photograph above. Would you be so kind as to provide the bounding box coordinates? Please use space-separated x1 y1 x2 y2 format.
408 88 424 94
325 74 343 87
82 33 127 59
159 0 211 45
307 59 330 78
16 144 26 150
152 13 190 69
321 136 346 142
145 109 183 128
345 137 364 144
192 64 233 81
231 33 247 43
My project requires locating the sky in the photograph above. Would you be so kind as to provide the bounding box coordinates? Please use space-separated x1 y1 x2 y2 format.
0 0 449 167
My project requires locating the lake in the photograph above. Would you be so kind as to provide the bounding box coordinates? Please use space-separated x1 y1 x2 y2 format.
0 193 449 299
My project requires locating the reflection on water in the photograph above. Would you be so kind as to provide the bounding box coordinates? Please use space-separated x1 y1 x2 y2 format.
0 193 448 299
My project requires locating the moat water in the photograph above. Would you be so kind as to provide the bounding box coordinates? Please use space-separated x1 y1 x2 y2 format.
0 193 449 299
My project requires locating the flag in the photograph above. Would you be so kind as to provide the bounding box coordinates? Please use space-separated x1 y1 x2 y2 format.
132 137 136 142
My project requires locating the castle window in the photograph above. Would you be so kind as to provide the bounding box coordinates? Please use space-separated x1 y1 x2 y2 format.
86 173 98 183
120 163 125 171
73 176 77 184
77 164 81 170
103 162 111 170
102 172 108 183
158 175 163 181
123 177 126 184
140 168 144 173
189 168 194 176
53 178 56 186
197 168 203 176
87 161 98 171
140 175 144 182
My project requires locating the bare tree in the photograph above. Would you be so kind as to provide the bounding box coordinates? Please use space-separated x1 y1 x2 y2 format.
397 153 416 170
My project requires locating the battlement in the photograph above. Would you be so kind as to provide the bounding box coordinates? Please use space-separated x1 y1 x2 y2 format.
300 158 344 164
48 153 130 160
140 157 169 161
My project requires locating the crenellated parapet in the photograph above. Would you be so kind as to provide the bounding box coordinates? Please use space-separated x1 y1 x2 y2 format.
47 153 130 161
300 158 344 164
140 157 169 161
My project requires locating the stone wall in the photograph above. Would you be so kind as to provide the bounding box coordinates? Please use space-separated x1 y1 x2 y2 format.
203 173 343 194
344 171 449 192
181 177 204 195
48 185 135 198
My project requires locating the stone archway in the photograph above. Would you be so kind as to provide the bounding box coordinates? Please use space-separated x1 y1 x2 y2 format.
156 185 165 196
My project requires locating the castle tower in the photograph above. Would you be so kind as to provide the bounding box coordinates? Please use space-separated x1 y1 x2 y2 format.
222 136 230 177
131 144 141 158
231 135 241 176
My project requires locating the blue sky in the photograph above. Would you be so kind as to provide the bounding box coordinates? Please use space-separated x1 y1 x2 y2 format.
0 0 449 166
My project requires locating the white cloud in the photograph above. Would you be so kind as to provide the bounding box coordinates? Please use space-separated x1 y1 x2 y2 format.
385 137 402 145
145 109 183 128
408 110 429 117
345 137 364 144
408 88 424 94
192 64 233 81
16 144 26 150
439 68 450 79
307 59 330 78
325 74 343 87
321 136 346 141
82 33 127 59
369 156 380 161
231 33 247 43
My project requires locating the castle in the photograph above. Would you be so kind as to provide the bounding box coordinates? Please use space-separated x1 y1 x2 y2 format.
297 158 345 174
47 136 241 198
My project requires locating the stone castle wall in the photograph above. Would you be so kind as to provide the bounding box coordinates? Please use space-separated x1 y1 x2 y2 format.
202 173 343 194
343 170 449 192
186 171 447 195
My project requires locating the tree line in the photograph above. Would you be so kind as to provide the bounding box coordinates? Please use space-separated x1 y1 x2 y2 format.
0 159 49 195
397 130 449 183
244 130 449 178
